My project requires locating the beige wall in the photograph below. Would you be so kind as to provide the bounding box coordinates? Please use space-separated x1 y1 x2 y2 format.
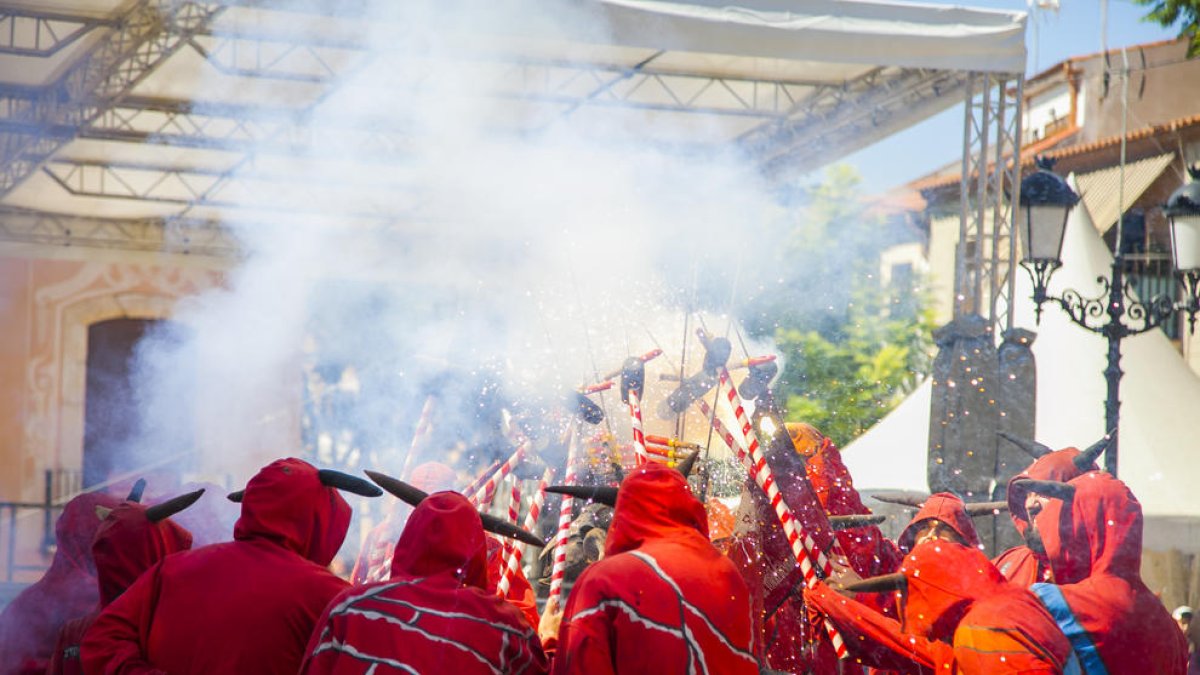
0 252 229 502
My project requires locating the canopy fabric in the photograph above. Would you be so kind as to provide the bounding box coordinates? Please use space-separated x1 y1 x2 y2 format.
1075 153 1175 235
0 0 1025 231
586 0 1028 74
843 176 1200 518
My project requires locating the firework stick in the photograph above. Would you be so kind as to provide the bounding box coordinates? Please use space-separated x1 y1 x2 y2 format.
714 368 848 659
694 391 847 659
467 442 527 508
644 434 701 450
496 475 524 595
628 389 649 466
461 459 502 499
546 425 581 613
399 395 436 480
498 468 549 595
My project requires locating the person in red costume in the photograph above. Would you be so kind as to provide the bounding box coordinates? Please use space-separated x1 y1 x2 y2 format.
809 539 1075 674
1018 472 1187 675
896 492 981 553
484 535 541 631
81 458 380 675
551 461 758 675
350 461 458 585
298 490 548 674
993 433 1105 586
790 423 905 577
0 491 121 675
49 488 200 675
724 423 906 674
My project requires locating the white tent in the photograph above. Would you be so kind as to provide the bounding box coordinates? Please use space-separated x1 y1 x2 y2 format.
844 177 1200 518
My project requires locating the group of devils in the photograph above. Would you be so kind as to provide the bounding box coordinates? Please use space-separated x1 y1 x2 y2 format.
0 422 1187 674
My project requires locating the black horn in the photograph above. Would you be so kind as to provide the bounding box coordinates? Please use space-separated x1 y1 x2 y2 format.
145 489 206 523
828 514 887 531
1074 430 1114 470
226 490 245 503
127 478 147 503
317 469 384 498
674 449 701 477
870 491 928 508
366 470 543 548
843 572 907 594
545 485 618 508
997 431 1052 459
1011 478 1075 501
964 501 1009 517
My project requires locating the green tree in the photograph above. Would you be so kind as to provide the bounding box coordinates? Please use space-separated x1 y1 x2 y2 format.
773 278 935 446
739 164 935 446
1136 0 1200 57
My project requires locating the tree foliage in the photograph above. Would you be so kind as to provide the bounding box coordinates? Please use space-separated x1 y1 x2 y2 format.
739 165 935 447
1136 0 1200 57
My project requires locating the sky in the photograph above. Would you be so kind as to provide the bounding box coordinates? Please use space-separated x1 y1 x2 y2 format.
843 0 1179 195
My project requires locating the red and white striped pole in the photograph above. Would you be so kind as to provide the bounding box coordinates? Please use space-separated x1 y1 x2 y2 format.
498 468 549 596
546 425 581 613
467 442 527 508
399 395 436 480
627 389 649 466
695 373 847 658
494 474 523 592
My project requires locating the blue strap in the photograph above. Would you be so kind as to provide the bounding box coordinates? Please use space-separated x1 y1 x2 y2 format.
1032 583 1107 675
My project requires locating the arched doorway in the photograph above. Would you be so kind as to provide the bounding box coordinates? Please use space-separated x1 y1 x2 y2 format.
83 318 195 489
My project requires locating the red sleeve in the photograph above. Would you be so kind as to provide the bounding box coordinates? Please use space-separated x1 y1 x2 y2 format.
806 581 947 674
79 564 166 675
296 586 350 675
550 570 616 675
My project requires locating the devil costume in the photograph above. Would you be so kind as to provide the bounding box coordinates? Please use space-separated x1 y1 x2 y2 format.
809 540 1075 674
552 461 758 675
1020 472 1186 675
299 491 548 675
49 493 196 675
81 459 366 675
0 491 121 675
994 445 1099 586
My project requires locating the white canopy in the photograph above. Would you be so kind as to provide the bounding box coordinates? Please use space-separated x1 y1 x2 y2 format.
0 0 1025 236
844 178 1200 517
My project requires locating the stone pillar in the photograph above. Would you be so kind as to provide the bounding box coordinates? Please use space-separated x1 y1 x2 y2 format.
992 328 1037 553
928 314 1001 553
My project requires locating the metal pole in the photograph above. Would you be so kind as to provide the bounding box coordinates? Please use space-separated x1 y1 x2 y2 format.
1104 259 1125 476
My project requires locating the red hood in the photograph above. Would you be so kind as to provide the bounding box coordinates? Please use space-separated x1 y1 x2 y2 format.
390 491 488 589
54 492 124 578
232 458 352 567
605 461 707 557
899 540 1009 639
897 492 980 552
1006 448 1094 533
1037 472 1142 584
92 502 193 606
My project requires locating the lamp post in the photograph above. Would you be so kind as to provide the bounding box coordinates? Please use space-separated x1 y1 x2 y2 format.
1018 158 1200 476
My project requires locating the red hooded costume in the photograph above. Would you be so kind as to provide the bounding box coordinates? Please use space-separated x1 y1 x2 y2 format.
1026 472 1186 675
485 535 541 631
995 448 1097 586
791 423 904 578
49 500 193 675
0 491 120 675
298 491 548 675
81 458 353 675
809 540 1075 674
896 492 981 553
553 462 758 675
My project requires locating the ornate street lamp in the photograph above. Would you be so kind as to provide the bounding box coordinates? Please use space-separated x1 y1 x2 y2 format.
1018 157 1200 476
